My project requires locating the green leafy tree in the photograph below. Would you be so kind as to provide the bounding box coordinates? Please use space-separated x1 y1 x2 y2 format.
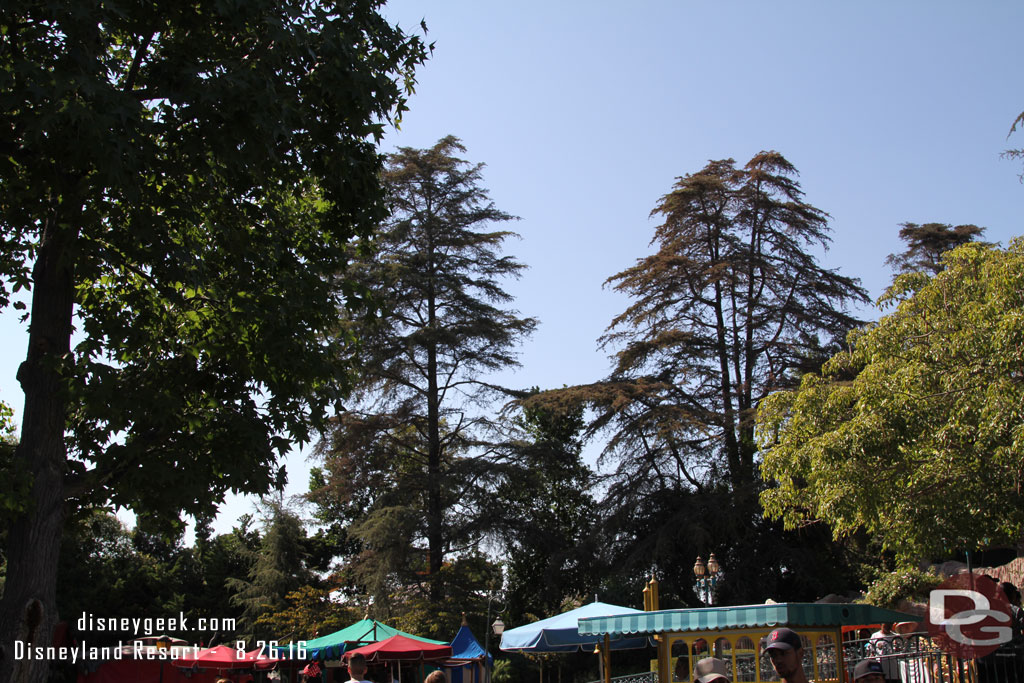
256 583 359 643
392 553 500 641
0 401 18 591
759 239 1024 567
493 398 598 626
884 222 986 275
0 403 14 445
535 153 868 602
0 2 426 678
312 136 536 607
57 513 178 642
55 511 254 646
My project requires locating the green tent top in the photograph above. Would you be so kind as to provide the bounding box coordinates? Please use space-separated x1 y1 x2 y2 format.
577 603 919 637
285 618 447 662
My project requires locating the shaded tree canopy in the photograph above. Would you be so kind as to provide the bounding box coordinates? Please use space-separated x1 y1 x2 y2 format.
759 239 1024 566
885 222 986 275
530 152 868 602
311 136 534 622
54 509 257 647
228 501 312 642
491 397 598 626
0 2 426 679
0 402 18 532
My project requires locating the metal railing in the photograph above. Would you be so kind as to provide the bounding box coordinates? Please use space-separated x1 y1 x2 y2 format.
586 671 658 683
843 632 1024 683
586 635 1024 683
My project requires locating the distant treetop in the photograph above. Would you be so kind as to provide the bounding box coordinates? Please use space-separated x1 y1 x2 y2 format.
885 222 986 275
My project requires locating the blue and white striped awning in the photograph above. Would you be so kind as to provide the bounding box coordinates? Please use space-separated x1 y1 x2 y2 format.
578 603 918 636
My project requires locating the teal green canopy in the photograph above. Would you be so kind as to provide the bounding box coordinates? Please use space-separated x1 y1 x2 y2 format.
578 603 919 637
285 618 446 661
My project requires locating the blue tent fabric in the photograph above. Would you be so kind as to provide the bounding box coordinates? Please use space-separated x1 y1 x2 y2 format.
499 601 652 653
450 625 490 662
448 625 492 683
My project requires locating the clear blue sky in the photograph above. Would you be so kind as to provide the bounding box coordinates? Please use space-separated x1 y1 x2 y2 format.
1 1 1021 537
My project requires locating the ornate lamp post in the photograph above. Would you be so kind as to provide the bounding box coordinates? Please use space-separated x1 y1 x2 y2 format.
693 554 723 605
483 588 505 654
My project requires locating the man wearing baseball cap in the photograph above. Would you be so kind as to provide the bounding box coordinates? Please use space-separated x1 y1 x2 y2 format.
852 658 885 683
763 627 808 683
692 657 730 683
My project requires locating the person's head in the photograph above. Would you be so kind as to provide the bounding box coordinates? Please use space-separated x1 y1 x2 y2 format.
693 657 730 683
424 671 447 683
764 628 804 679
879 622 893 634
348 653 367 679
853 658 885 683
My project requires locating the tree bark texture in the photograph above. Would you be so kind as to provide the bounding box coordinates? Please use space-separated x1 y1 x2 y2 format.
0 215 76 683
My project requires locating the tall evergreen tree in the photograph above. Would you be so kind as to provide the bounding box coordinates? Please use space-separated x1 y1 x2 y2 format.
228 501 312 643
885 222 986 275
539 152 868 601
313 136 536 607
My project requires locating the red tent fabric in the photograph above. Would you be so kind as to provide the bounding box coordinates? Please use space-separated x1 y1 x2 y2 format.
79 643 271 683
79 659 242 683
174 644 278 670
343 634 453 662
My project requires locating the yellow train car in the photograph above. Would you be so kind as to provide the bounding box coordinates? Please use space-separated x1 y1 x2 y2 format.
579 602 917 683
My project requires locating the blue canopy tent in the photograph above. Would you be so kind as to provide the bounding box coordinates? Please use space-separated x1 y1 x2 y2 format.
446 623 493 683
499 601 652 653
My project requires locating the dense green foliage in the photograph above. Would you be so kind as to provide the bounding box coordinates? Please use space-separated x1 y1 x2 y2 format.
492 399 599 626
862 566 943 610
228 502 313 642
1 0 426 527
759 240 1024 565
56 510 257 646
0 401 20 523
0 2 426 678
0 401 17 595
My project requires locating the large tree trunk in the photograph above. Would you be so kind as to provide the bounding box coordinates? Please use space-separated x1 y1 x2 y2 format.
426 341 443 603
425 251 443 603
0 216 76 683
